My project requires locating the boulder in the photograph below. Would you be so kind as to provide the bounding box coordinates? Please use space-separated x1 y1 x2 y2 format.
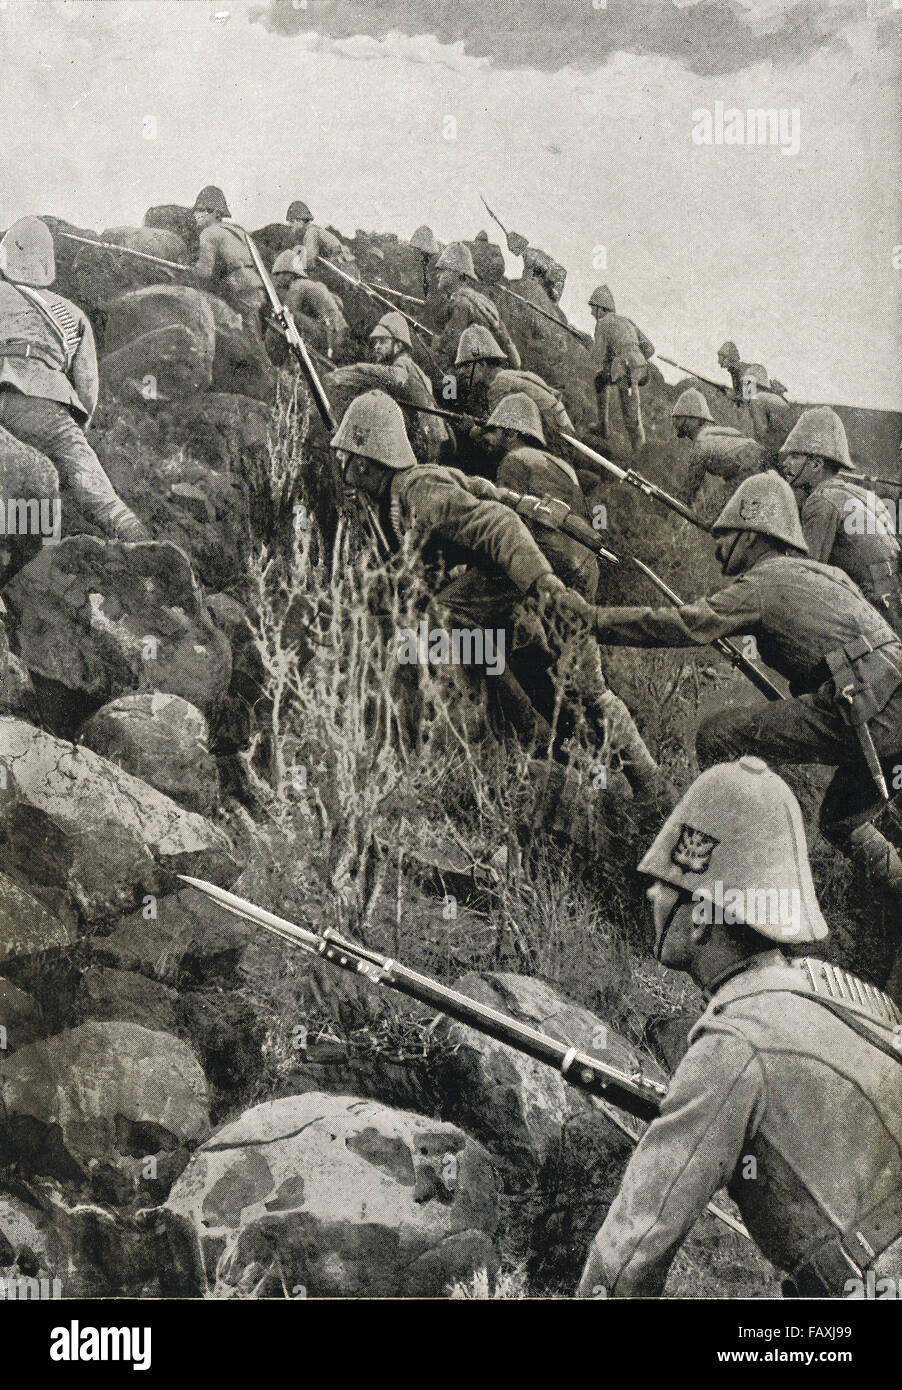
0 978 43 1049
4 536 232 718
0 424 61 584
71 965 180 1036
100 324 214 402
144 204 199 259
162 392 271 475
0 1021 210 1195
0 717 239 924
78 693 220 816
0 871 74 965
431 972 665 1177
0 1186 205 1298
66 226 191 311
165 1092 499 1297
93 882 249 985
104 284 216 356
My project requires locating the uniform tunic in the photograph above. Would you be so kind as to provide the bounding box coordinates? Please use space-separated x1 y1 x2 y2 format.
486 368 574 437
578 952 902 1297
591 313 655 451
330 352 451 462
195 221 266 333
436 286 521 370
799 476 902 633
594 553 902 830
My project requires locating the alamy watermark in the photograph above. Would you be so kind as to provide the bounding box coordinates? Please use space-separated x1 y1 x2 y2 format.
693 881 801 938
692 102 801 156
0 496 61 545
396 622 506 676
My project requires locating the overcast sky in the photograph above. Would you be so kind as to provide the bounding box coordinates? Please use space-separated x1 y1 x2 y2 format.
0 0 898 408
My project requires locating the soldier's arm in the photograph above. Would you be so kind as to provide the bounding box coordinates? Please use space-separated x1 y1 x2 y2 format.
747 394 768 443
635 324 655 359
594 573 763 647
194 227 218 282
69 311 99 424
328 363 407 394
576 1028 764 1298
489 314 521 371
402 472 552 593
799 492 841 564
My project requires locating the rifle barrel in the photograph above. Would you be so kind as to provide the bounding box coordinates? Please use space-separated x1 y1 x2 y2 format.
318 259 436 339
631 558 785 703
58 231 190 272
657 355 734 396
562 434 709 532
178 875 666 1122
493 282 588 344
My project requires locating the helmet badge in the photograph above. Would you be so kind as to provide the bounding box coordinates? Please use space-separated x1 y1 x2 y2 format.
672 824 720 874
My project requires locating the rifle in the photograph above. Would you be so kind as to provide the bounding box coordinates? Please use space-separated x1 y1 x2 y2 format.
503 490 619 565
657 355 739 401
562 433 709 533
178 875 749 1240
631 557 786 703
839 468 902 492
58 230 190 272
180 875 666 1119
493 281 589 346
317 259 436 340
243 231 390 559
479 191 511 242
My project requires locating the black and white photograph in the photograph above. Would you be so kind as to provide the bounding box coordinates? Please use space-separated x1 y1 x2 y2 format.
0 0 900 1361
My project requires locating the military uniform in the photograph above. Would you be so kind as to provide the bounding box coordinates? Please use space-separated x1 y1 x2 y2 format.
799 476 902 634
268 258 348 359
748 386 795 456
495 445 598 600
435 286 521 372
683 424 766 509
0 219 145 540
591 308 654 452
195 221 267 337
331 352 451 464
595 552 902 833
486 369 574 438
579 950 902 1297
299 222 354 271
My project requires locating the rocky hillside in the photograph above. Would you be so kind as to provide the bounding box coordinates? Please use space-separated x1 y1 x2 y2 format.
0 210 895 1299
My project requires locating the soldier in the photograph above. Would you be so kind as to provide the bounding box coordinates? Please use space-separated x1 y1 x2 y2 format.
591 471 902 920
466 231 506 285
671 388 766 512
432 243 521 371
743 365 795 458
505 230 568 312
778 406 902 634
576 756 902 1299
409 225 443 299
588 285 655 453
717 340 767 401
268 248 348 360
0 217 147 541
285 200 354 271
454 324 575 440
192 185 267 339
329 391 664 796
328 311 452 463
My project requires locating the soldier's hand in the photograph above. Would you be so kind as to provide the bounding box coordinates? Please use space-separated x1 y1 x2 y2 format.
532 574 592 628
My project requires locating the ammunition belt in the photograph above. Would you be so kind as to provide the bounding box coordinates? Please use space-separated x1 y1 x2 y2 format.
795 956 901 1027
0 339 63 370
789 1187 902 1296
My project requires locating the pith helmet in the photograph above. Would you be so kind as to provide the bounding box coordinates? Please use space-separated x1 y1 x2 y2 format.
638 756 828 943
330 391 418 470
193 186 230 217
410 225 442 255
711 472 808 552
485 392 545 446
369 311 412 348
287 200 313 223
671 388 713 423
589 284 615 312
779 406 854 471
0 217 55 287
718 340 740 363
455 324 507 367
271 248 308 277
435 242 475 277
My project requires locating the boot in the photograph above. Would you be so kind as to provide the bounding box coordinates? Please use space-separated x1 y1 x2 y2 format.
594 690 676 808
848 823 902 914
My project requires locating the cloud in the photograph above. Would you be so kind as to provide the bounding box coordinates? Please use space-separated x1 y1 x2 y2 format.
248 0 881 76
